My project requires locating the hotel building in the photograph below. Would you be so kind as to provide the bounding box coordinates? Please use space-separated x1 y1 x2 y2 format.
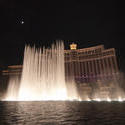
65 43 119 83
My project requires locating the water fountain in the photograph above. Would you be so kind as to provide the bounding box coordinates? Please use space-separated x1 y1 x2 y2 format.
3 41 125 102
5 41 79 101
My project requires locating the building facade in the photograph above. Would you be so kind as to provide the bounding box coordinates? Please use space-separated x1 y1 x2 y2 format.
65 43 119 83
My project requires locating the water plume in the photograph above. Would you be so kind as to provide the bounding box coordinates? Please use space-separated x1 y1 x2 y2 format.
5 41 79 101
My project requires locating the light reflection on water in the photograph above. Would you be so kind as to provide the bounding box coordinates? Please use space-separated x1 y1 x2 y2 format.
0 101 125 125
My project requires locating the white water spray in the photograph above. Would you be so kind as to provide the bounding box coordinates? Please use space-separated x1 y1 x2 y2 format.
5 41 79 101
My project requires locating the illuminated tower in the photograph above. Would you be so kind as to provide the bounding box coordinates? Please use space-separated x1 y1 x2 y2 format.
70 43 77 50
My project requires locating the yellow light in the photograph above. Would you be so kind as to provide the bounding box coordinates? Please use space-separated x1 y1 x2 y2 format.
107 97 111 102
118 97 123 102
94 98 101 102
70 43 77 50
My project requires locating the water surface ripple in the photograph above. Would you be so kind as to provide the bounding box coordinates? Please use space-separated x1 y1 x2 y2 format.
0 101 125 125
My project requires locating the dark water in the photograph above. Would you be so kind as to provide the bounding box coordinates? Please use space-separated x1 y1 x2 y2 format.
0 101 125 125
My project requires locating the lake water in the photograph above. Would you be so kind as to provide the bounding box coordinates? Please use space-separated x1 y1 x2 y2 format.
0 101 125 125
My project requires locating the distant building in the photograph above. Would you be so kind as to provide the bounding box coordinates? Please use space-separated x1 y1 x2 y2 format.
2 65 22 76
65 43 119 83
2 43 119 83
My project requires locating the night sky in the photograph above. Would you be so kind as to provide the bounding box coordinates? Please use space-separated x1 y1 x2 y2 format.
0 0 125 71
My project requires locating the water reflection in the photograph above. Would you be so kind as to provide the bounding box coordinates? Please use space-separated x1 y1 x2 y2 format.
0 101 125 125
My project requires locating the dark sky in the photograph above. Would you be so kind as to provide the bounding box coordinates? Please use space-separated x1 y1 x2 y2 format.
0 0 125 70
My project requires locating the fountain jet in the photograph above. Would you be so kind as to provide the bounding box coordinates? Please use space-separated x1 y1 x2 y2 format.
5 41 79 101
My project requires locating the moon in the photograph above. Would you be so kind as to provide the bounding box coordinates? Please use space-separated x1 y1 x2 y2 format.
21 20 24 24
